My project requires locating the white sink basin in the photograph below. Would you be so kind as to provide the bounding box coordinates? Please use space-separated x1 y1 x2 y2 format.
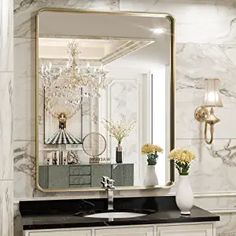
84 211 147 219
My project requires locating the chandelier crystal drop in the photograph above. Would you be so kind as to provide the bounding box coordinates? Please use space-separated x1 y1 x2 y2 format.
40 41 109 119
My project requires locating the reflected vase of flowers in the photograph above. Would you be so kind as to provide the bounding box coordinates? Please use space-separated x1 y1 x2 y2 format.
116 143 123 163
104 119 135 164
141 144 163 186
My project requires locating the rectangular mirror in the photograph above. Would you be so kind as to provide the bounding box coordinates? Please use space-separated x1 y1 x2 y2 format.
36 9 175 192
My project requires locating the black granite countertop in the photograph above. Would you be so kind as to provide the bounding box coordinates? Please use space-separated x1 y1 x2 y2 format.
19 196 220 230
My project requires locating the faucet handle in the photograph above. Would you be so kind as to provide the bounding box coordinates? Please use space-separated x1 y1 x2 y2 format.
102 176 109 182
101 176 109 188
107 178 115 189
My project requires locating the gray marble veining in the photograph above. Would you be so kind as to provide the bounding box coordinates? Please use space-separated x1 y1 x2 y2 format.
0 181 13 236
121 0 236 44
207 139 236 167
14 0 120 38
14 142 35 177
176 43 236 139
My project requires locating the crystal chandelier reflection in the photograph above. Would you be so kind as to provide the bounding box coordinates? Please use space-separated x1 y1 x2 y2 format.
40 41 109 119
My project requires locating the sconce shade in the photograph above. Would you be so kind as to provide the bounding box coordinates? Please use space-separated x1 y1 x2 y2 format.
203 79 223 107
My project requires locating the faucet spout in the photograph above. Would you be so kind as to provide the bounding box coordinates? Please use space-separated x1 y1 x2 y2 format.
107 188 114 211
101 176 115 211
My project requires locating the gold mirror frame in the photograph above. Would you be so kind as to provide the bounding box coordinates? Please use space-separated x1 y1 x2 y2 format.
35 8 176 192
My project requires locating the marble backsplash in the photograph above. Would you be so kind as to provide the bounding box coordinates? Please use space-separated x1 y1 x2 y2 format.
13 0 236 235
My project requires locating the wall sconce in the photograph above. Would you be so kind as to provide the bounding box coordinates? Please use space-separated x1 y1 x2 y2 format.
194 79 223 144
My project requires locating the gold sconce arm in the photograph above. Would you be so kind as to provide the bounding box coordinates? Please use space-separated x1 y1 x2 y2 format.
195 78 223 144
194 106 220 144
204 122 214 144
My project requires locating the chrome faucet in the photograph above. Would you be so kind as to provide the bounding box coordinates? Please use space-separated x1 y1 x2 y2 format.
101 176 115 211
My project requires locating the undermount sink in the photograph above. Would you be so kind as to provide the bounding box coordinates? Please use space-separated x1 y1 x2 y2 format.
84 211 147 219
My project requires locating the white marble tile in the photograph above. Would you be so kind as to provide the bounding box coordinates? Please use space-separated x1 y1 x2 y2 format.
14 38 35 79
13 76 35 141
13 141 35 198
0 72 12 92
120 0 236 44
216 213 236 236
0 72 13 180
14 38 36 141
13 36 35 194
176 43 236 139
0 0 13 71
0 181 13 236
176 44 236 82
14 170 35 199
14 0 120 39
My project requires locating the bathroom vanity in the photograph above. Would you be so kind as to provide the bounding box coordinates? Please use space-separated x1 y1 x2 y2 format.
23 224 216 236
20 197 219 236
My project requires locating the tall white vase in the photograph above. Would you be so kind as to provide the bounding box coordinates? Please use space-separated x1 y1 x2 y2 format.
145 165 158 186
176 175 194 215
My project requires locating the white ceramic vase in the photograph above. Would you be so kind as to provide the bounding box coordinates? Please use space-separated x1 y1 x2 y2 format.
145 165 158 186
176 175 194 215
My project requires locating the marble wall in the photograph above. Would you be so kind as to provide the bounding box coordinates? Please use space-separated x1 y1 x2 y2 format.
0 0 14 236
13 0 236 235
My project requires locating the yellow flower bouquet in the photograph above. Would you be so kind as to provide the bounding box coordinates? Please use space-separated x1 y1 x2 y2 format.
169 149 195 175
141 144 163 165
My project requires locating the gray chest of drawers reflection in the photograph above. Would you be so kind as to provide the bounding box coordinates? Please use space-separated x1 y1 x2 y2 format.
39 164 134 189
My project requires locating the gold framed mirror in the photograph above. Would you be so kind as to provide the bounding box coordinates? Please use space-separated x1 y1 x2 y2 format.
35 8 175 192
